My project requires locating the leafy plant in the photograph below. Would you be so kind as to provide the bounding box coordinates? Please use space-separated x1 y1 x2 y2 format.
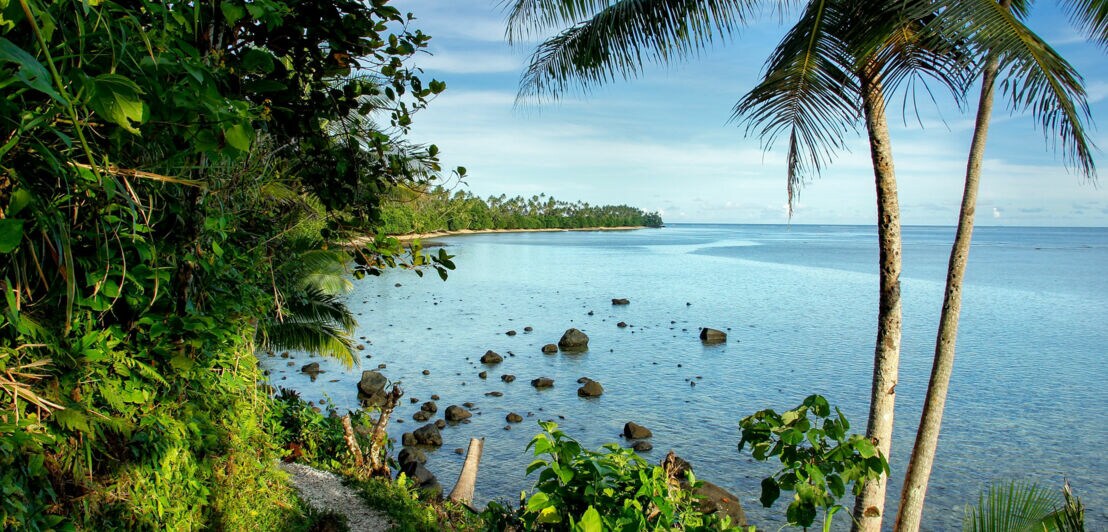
738 395 888 531
963 480 1087 532
485 421 740 531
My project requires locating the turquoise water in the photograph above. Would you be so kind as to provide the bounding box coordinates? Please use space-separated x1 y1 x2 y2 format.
262 224 1108 530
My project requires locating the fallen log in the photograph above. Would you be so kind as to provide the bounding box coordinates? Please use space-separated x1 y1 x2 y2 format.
447 437 484 504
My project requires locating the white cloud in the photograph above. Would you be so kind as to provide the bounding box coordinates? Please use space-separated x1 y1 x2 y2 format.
414 50 521 74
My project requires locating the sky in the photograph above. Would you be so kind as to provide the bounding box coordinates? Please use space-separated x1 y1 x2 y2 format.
392 1 1107 226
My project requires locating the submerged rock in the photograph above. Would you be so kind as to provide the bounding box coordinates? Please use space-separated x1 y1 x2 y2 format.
531 377 555 389
612 298 630 305
480 350 503 364
300 362 320 374
623 422 653 439
420 401 438 414
558 328 589 352
445 405 471 422
541 344 558 354
412 410 431 422
577 380 604 398
501 374 516 383
412 423 442 447
631 441 653 452
700 328 727 344
397 447 427 466
506 412 523 423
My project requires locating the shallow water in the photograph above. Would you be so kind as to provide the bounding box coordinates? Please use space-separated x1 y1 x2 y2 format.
261 224 1108 530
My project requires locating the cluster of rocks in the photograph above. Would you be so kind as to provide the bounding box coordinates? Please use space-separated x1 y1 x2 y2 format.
397 447 441 499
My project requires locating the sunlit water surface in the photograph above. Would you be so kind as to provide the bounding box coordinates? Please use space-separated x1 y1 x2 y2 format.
261 224 1107 530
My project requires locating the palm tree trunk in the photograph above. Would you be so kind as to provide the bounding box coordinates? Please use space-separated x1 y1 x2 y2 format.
894 26 1006 532
851 71 903 532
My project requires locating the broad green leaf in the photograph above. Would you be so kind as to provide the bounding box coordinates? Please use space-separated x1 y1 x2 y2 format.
7 188 31 216
760 477 780 508
0 218 24 252
526 491 551 512
576 506 602 532
780 428 804 445
220 3 245 24
855 438 877 459
87 74 147 134
224 122 254 151
240 48 275 73
0 38 61 101
536 506 562 524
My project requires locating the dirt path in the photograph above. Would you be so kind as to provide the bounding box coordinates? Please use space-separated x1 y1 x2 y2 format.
279 462 394 531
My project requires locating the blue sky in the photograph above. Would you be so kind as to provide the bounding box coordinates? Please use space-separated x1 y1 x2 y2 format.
395 1 1107 226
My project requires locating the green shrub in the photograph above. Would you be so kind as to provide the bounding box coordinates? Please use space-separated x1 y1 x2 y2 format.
483 421 740 531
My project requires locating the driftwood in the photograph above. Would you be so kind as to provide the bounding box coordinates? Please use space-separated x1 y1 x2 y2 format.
447 437 484 504
366 384 403 478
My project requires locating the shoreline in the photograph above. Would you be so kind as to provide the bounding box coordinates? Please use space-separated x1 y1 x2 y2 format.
395 225 646 241
348 226 648 246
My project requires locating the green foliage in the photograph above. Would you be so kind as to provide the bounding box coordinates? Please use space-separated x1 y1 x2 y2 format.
0 0 456 528
738 395 888 531
483 421 739 531
963 480 1086 532
373 187 663 235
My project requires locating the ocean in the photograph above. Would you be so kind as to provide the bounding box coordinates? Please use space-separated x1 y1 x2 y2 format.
261 224 1108 530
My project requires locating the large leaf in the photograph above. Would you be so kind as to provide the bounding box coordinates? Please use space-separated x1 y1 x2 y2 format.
0 37 61 102
0 218 24 253
86 73 147 134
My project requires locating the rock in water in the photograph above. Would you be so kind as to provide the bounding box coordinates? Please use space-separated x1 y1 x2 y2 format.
412 423 442 447
444 405 472 422
699 328 727 344
623 422 653 439
506 412 523 423
558 328 589 352
412 410 431 422
612 298 630 305
300 362 320 374
694 481 746 526
397 447 427 467
541 344 558 354
420 401 438 414
577 380 604 397
501 374 516 383
631 441 653 452
480 350 503 364
531 377 555 389
356 370 388 407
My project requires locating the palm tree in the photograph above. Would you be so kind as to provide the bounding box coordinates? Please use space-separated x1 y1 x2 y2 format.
507 2 965 529
894 2 1097 529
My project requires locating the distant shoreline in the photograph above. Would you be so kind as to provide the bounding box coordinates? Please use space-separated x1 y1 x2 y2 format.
393 226 647 242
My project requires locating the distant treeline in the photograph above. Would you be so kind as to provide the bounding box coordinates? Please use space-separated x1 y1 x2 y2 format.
377 187 664 234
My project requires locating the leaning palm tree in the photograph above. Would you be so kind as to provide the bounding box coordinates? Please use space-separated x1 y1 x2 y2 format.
507 1 967 529
894 2 1097 530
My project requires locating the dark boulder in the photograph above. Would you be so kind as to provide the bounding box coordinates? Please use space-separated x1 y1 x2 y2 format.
623 422 653 439
434 419 446 429
617 321 628 328
531 377 554 389
501 374 516 383
485 391 503 397
612 298 630 305
480 350 503 364
506 330 517 336
541 344 558 354
558 328 589 352
523 326 533 332
699 328 727 344
506 412 523 423
300 362 320 374
412 423 442 447
577 380 604 398
478 371 488 379
412 410 431 422
694 481 747 526
420 401 437 414
631 441 653 452
445 405 472 422
356 370 388 407
397 447 427 467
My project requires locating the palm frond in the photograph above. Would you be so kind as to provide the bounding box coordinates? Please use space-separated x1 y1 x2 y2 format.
1063 0 1108 49
278 249 353 295
963 480 1062 532
513 0 765 101
260 288 357 367
938 0 1097 180
732 0 859 215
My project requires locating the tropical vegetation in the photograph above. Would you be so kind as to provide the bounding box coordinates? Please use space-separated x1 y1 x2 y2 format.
377 186 663 235
0 0 456 528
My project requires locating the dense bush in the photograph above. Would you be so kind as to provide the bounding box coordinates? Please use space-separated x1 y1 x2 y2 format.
482 421 741 531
